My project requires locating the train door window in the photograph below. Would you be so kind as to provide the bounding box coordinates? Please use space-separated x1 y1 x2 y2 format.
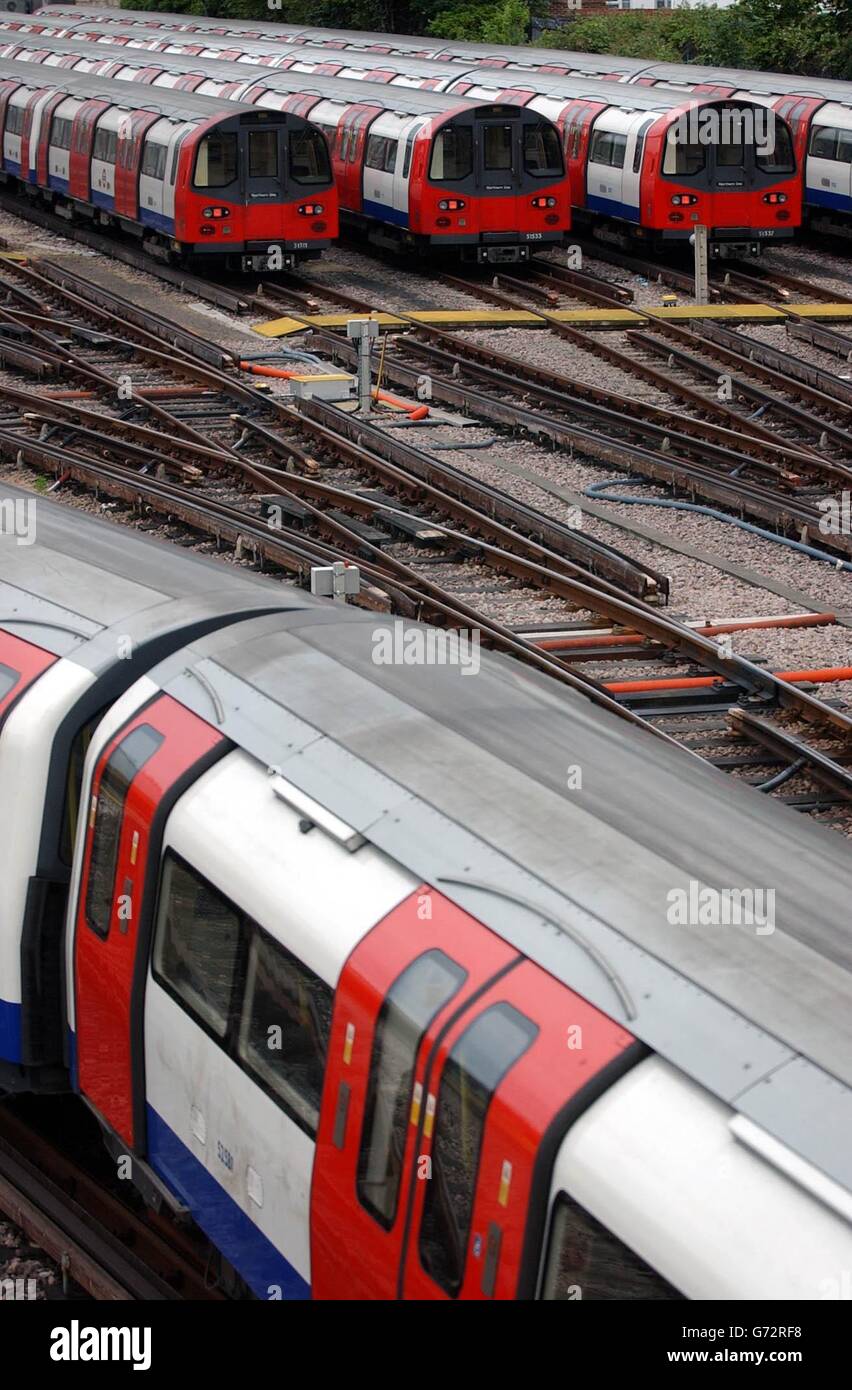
249 127 277 177
401 123 422 178
85 725 164 939
5 103 25 137
193 130 237 188
237 928 333 1137
0 662 16 703
288 126 330 183
608 133 627 168
633 117 654 173
60 709 108 867
141 140 167 180
169 131 187 184
837 131 852 164
662 127 705 175
809 125 838 159
419 1003 537 1295
756 120 795 174
541 1193 684 1301
523 122 562 177
153 854 242 1040
382 137 399 172
429 125 472 181
483 124 513 171
357 950 467 1229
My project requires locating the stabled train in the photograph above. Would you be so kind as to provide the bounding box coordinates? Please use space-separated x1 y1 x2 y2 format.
2 484 852 1300
23 6 850 238
0 57 336 268
0 27 802 257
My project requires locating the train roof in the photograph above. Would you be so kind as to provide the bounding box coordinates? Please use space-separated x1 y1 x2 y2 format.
139 602 852 1197
0 42 576 123
0 52 308 122
0 482 302 669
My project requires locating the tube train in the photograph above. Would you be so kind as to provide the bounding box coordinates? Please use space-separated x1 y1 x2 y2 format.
0 56 336 269
2 481 851 1300
24 7 851 239
0 28 801 258
0 44 570 263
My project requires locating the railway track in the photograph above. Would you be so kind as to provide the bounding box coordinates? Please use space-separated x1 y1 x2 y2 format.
0 1103 225 1300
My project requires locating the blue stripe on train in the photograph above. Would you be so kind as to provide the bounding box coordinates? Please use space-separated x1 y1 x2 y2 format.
91 189 114 210
0 998 22 1065
362 197 409 228
147 1107 311 1301
48 174 69 193
139 207 174 234
806 186 852 213
585 193 641 223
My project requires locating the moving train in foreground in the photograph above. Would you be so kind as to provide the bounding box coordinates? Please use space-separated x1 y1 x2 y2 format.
1 483 851 1299
0 55 337 269
0 22 803 257
24 6 852 238
0 44 570 264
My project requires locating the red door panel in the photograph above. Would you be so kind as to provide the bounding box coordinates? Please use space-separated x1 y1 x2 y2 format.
69 98 109 200
400 959 636 1300
114 109 159 219
0 630 56 724
74 694 225 1149
310 887 521 1300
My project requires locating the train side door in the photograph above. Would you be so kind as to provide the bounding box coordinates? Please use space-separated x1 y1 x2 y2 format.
73 695 226 1151
310 887 521 1300
399 959 638 1300
337 103 377 212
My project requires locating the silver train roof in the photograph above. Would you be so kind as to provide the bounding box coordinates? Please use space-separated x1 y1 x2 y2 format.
143 603 852 1197
0 482 303 672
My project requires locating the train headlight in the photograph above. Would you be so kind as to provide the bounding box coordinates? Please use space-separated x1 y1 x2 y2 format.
531 196 557 208
298 203 324 215
203 206 231 219
438 199 465 211
762 192 787 204
670 194 698 206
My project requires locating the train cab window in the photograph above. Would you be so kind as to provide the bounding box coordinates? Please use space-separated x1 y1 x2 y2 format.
141 140 167 180
756 121 795 174
523 122 562 177
288 126 330 184
484 124 513 171
49 116 72 150
0 661 16 703
193 130 237 188
429 125 473 181
419 1003 538 1296
153 855 242 1039
237 928 332 1137
248 127 277 177
85 725 164 939
541 1192 684 1301
357 950 467 1230
662 127 705 175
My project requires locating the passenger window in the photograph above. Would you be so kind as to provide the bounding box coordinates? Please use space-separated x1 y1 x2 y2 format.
810 125 838 159
589 129 614 165
419 1002 538 1295
153 855 242 1039
837 131 852 164
0 660 17 703
237 928 333 1137
541 1193 684 1300
60 710 106 868
383 138 398 173
357 950 467 1230
5 104 25 137
402 124 421 179
365 133 387 169
93 127 117 163
141 140 167 179
609 133 627 169
249 127 277 177
85 724 164 939
50 116 72 149
193 130 237 188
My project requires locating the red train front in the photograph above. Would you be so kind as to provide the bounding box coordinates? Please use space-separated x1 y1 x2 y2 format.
175 108 336 270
